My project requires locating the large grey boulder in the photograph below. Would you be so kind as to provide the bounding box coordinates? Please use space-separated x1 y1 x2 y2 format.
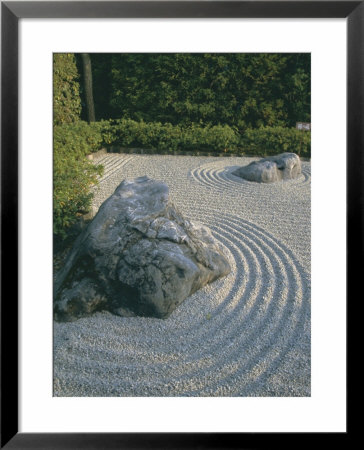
233 152 301 183
54 176 230 321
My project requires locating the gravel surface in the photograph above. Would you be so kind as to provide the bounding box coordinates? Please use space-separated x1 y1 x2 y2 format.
54 154 311 397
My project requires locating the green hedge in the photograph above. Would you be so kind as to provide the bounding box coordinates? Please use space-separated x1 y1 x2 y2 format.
53 121 104 238
100 119 311 157
100 119 239 153
240 126 311 157
181 123 239 152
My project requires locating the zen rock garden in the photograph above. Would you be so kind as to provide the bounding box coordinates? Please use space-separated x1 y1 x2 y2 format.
232 152 301 183
54 176 231 321
54 153 302 322
52 52 311 397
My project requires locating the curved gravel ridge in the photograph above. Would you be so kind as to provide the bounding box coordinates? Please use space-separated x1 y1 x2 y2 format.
189 158 311 192
54 154 310 397
185 210 310 396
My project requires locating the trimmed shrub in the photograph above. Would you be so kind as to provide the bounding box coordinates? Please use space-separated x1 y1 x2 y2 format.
100 119 240 153
182 123 239 152
100 120 311 157
55 120 105 154
100 119 311 157
240 126 311 157
53 121 104 238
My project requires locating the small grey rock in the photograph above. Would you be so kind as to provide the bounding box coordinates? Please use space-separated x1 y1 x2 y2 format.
233 153 301 183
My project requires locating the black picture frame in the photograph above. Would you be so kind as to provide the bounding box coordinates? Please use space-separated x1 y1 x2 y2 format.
1 1 358 448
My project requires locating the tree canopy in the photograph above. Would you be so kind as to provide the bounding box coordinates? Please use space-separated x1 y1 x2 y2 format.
90 53 310 128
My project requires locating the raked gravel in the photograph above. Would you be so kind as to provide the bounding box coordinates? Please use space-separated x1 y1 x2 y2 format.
54 154 311 397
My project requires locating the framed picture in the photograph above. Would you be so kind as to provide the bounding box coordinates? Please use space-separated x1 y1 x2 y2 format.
1 1 357 448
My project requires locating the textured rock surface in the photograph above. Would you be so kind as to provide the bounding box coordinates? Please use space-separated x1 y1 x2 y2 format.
233 152 301 183
54 176 230 321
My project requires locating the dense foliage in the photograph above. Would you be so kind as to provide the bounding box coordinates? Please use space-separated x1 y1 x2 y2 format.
54 53 106 239
101 119 239 152
53 122 104 238
53 53 82 125
91 53 310 128
241 126 311 157
100 119 310 157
